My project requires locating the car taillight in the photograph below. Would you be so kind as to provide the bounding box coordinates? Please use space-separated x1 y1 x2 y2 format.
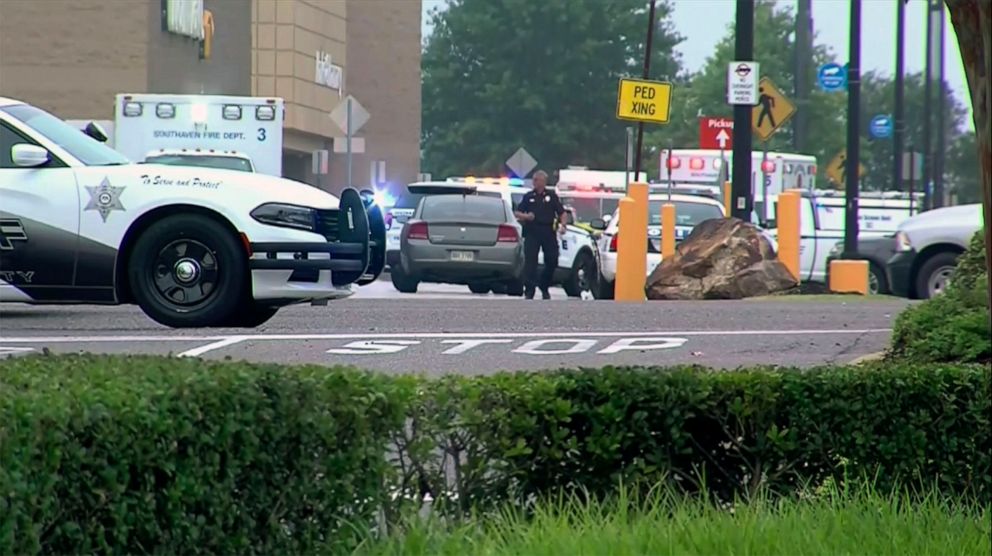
609 234 618 251
497 224 519 243
385 211 393 230
407 221 429 240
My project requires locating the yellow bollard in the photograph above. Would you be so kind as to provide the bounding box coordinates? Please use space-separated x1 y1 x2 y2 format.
829 260 869 295
615 182 649 302
723 181 732 217
661 203 676 258
776 191 801 282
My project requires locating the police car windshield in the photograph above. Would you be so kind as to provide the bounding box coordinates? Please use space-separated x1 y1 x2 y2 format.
1 104 131 166
648 200 723 226
145 154 254 173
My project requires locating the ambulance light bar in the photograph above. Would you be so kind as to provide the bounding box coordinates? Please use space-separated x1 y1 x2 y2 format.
664 156 726 170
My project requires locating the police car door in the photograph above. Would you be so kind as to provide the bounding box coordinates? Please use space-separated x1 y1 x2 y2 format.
0 117 80 300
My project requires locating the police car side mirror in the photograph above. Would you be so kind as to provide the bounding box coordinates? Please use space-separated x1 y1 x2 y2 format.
11 144 50 168
590 218 607 230
84 121 109 143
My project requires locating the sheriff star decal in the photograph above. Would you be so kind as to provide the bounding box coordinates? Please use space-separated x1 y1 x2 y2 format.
85 178 126 222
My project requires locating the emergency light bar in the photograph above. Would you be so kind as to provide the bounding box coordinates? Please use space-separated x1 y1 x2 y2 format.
446 176 525 186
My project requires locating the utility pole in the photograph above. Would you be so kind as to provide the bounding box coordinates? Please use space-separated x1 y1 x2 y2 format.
843 0 861 257
632 0 657 178
934 0 946 207
893 0 905 192
731 0 754 220
922 0 934 210
793 0 812 152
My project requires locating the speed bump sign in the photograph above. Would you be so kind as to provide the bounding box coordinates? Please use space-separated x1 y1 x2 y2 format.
616 78 673 125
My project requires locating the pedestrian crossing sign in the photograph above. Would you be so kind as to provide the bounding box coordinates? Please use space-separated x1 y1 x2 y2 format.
826 150 867 187
750 77 796 142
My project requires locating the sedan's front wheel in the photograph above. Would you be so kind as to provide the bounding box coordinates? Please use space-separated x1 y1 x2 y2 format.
128 214 247 328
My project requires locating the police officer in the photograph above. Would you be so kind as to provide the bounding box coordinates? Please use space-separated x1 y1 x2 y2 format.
514 170 568 299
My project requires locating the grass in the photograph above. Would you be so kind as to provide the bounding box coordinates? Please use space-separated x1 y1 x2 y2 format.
356 484 991 556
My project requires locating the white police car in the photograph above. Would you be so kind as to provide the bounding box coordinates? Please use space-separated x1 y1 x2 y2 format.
0 97 385 328
590 192 727 299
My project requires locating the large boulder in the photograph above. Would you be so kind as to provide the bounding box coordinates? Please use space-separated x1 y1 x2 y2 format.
646 217 798 300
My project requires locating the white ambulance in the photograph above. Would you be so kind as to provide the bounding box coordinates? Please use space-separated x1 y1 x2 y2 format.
657 148 818 223
113 93 284 177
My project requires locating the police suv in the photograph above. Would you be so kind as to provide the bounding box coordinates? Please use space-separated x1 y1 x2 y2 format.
0 97 385 328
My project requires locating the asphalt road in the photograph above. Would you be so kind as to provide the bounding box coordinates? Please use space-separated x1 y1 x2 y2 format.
0 280 912 374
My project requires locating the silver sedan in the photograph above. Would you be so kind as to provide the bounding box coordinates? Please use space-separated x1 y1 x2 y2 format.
391 194 525 295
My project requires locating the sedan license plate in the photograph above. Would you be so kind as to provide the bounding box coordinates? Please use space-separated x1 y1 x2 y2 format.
450 250 474 262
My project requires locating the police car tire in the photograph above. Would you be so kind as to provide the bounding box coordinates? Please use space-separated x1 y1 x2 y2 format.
224 304 280 328
505 280 524 296
564 251 595 298
468 283 490 294
128 214 247 328
390 267 419 293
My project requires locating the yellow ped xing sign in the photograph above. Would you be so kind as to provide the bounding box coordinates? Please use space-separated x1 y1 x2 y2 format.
750 76 796 142
826 150 867 187
616 78 673 124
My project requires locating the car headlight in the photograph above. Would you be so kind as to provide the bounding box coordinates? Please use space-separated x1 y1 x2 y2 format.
250 203 317 231
894 231 912 252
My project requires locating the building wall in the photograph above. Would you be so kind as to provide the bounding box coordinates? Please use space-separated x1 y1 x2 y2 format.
252 0 347 150
0 0 149 120
147 0 253 96
336 0 422 193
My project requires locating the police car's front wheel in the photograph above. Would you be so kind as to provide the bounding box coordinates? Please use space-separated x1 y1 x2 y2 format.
128 214 247 328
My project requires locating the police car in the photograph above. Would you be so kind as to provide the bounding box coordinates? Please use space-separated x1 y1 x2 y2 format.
0 97 385 328
589 190 727 299
385 176 599 297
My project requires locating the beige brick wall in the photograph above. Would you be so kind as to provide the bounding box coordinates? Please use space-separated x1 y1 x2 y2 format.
333 0 422 191
0 0 149 119
252 0 347 144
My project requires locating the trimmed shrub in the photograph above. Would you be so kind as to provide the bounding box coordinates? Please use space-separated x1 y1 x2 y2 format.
396 363 991 516
952 230 988 291
0 355 409 555
890 231 990 364
1 356 989 553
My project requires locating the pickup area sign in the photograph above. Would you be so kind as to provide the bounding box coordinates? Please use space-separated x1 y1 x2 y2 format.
699 116 734 150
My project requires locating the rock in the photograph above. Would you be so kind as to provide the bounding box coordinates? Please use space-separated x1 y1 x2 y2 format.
646 217 798 300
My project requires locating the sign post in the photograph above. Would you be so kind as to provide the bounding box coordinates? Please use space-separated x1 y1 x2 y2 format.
330 94 370 188
902 150 923 215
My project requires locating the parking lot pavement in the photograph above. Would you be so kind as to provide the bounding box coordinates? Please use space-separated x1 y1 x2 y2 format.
0 287 912 374
351 278 574 299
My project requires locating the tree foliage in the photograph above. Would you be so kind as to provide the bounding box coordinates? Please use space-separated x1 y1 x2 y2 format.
421 0 980 203
421 0 684 178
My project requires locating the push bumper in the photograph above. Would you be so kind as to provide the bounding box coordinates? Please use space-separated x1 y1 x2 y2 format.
886 250 916 298
248 188 386 299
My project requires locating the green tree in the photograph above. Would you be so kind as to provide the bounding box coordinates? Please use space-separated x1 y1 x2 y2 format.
644 0 846 185
946 132 982 203
421 0 685 179
859 71 969 192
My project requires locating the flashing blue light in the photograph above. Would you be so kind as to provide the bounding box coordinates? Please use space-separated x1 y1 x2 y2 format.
508 178 524 186
372 188 394 208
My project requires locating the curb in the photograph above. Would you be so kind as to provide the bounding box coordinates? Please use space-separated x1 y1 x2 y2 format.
847 351 887 365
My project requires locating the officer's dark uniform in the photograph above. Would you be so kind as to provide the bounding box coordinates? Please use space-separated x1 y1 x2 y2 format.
516 188 565 298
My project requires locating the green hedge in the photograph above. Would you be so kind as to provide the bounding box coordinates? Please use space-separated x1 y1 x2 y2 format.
0 355 408 555
1 356 990 554
890 230 990 364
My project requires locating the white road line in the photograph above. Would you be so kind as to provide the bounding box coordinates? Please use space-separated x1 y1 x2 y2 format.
177 336 247 358
0 328 892 344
